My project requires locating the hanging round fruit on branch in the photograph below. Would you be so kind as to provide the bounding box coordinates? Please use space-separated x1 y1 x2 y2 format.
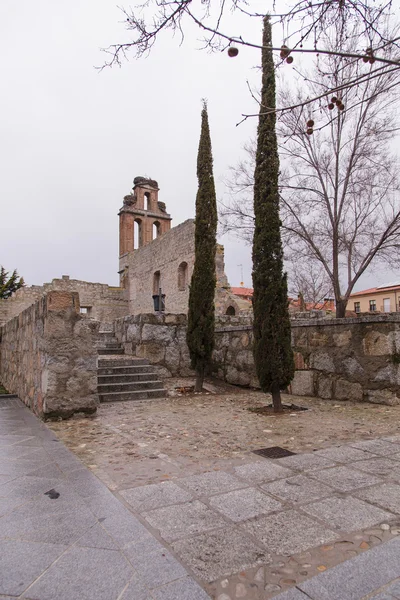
280 45 290 59
286 56 294 64
307 119 314 128
307 128 313 135
227 46 239 57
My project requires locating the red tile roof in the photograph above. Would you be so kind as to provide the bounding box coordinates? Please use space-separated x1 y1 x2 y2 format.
231 287 253 297
350 284 400 297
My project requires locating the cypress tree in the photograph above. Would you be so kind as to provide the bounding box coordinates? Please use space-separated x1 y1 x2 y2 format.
252 16 294 413
0 267 25 299
187 101 218 392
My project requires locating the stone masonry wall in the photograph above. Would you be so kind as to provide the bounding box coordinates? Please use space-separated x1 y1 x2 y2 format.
0 277 128 326
125 219 244 316
0 291 100 418
114 313 400 405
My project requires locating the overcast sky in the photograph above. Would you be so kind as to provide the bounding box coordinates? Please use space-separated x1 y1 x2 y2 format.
1 1 398 293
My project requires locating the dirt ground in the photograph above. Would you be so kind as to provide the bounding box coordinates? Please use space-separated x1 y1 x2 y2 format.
48 378 400 487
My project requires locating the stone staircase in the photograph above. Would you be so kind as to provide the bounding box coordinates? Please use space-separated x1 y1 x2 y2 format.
97 327 166 403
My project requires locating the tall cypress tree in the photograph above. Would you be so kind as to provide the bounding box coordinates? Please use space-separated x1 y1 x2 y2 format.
187 101 218 392
252 16 294 413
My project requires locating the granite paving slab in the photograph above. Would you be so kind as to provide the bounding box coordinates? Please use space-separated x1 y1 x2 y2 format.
355 483 400 515
0 539 66 596
262 474 333 504
143 500 227 541
275 453 336 471
0 399 212 599
120 480 193 511
314 445 373 463
209 487 282 522
310 465 382 492
178 471 247 496
233 461 293 484
350 439 400 456
350 457 400 478
172 526 270 580
302 495 394 531
151 577 212 600
23 545 134 600
243 509 339 555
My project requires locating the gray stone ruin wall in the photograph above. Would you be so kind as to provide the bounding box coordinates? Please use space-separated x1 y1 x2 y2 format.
0 277 128 326
0 291 100 418
114 313 400 405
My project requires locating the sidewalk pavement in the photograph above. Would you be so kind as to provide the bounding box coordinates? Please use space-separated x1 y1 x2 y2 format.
1 396 400 600
0 397 210 599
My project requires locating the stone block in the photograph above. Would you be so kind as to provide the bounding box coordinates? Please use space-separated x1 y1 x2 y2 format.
311 465 382 492
243 509 338 555
143 500 227 542
209 487 282 522
302 495 393 531
141 324 175 344
262 475 332 504
317 375 333 399
310 332 329 347
120 481 192 512
172 526 270 581
365 389 400 406
24 545 134 600
342 357 365 377
356 483 400 514
165 344 180 374
233 461 293 484
311 352 335 372
179 471 246 496
290 371 314 396
136 342 165 364
334 379 363 402
151 578 211 600
333 330 352 347
363 330 391 356
126 324 141 343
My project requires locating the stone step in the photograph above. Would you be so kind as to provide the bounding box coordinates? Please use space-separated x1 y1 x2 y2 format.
98 380 162 393
99 323 114 333
97 348 125 355
99 389 166 403
98 358 149 368
98 373 159 384
103 342 121 348
97 332 117 341
98 365 156 376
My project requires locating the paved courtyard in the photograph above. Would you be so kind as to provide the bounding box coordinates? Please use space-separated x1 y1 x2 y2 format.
2 393 400 599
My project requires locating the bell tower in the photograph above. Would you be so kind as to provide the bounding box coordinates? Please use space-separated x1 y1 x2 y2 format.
118 176 172 285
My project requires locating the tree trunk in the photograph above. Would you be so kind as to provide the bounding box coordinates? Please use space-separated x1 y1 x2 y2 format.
271 383 283 413
194 369 204 392
335 298 347 318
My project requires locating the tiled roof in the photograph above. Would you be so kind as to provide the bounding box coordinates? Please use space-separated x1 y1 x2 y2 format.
350 284 400 297
231 287 253 297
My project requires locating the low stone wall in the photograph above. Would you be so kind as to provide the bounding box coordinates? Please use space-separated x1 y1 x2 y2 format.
291 314 400 405
114 313 193 377
0 291 100 418
115 313 400 405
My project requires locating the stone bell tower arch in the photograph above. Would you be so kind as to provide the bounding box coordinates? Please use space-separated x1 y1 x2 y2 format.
118 176 172 285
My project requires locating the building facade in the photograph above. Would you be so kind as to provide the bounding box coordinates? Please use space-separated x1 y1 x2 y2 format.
349 283 400 314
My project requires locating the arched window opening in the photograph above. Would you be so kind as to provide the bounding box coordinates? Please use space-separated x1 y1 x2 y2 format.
144 192 151 211
226 306 236 316
153 271 161 295
134 219 142 249
178 262 188 291
152 221 160 240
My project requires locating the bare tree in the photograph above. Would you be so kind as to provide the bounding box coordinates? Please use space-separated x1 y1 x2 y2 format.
102 1 400 117
221 30 400 316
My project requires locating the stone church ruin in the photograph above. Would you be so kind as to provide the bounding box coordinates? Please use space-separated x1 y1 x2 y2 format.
1 176 400 418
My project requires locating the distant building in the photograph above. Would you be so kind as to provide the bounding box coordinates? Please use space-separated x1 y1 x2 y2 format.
229 287 335 313
349 282 400 314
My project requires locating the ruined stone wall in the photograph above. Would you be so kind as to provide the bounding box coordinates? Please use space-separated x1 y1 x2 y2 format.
291 314 400 405
125 219 243 316
0 291 100 418
114 313 400 405
0 277 128 326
